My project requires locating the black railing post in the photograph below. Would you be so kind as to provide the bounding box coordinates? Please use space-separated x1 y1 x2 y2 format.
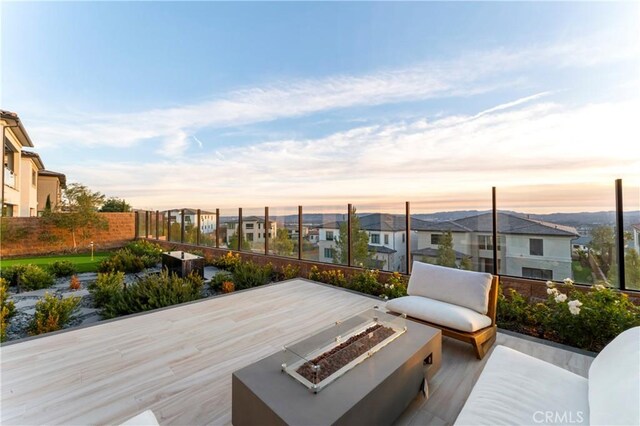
406 201 411 274
215 208 220 248
135 211 139 239
196 209 201 246
265 206 270 255
347 204 353 267
492 187 498 276
155 210 159 240
238 208 243 251
298 206 303 260
615 179 626 290
167 210 172 241
145 211 149 238
180 209 185 244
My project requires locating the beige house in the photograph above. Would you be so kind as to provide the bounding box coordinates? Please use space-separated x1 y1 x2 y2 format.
2 110 35 217
19 151 45 217
38 170 67 214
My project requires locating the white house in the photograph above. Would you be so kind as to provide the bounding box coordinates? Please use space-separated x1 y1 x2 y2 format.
225 215 277 248
317 213 420 273
411 212 579 281
2 110 37 217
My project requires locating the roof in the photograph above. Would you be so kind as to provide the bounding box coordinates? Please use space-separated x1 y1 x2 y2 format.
20 150 45 170
369 244 396 254
415 212 579 237
179 208 216 215
633 224 640 232
38 170 67 187
1 110 34 148
318 213 430 232
411 247 468 260
572 236 592 245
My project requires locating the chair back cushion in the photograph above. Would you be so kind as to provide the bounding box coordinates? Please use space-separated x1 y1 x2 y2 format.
588 326 640 426
407 261 493 314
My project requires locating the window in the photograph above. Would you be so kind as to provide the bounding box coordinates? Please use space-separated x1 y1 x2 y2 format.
258 223 262 229
32 170 37 186
245 223 254 229
522 267 552 280
529 238 543 256
370 233 380 244
324 248 334 258
478 235 493 250
326 231 334 241
402 233 405 243
384 234 389 245
246 233 254 242
431 234 442 245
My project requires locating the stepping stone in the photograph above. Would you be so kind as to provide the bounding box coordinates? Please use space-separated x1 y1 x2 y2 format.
79 315 101 326
61 289 90 299
76 307 99 317
14 289 51 298
23 308 36 316
13 299 39 310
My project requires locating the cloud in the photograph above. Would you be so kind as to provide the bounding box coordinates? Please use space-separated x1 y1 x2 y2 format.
63 96 640 212
28 32 638 156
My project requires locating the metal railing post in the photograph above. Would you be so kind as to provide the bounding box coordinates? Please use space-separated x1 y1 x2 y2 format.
167 210 172 241
180 209 185 244
238 208 243 251
215 208 220 248
155 210 159 239
492 187 499 276
196 209 201 246
145 211 149 238
265 206 270 255
615 179 626 290
135 211 139 239
298 206 303 260
347 204 353 267
406 201 411 274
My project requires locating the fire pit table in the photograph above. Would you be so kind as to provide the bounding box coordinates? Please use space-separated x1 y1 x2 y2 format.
161 251 204 279
232 307 441 425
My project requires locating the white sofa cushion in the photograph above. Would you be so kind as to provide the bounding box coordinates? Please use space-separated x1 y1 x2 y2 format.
120 410 160 426
454 345 589 426
386 295 492 332
408 261 493 314
588 326 640 426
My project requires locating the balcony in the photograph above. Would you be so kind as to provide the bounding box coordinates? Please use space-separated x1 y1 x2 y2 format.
0 279 594 425
4 167 16 188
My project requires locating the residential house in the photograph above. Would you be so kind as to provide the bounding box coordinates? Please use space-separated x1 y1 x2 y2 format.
18 151 44 217
411 212 579 281
1 110 35 216
632 224 640 253
37 170 66 214
174 209 217 234
225 216 277 247
317 213 423 273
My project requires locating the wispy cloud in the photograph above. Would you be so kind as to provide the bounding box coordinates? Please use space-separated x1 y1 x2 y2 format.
29 32 638 157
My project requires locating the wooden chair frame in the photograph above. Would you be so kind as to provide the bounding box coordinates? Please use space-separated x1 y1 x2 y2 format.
399 276 499 360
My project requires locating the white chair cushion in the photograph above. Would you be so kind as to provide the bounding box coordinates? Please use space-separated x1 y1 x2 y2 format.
455 345 589 426
120 410 160 426
588 326 640 426
408 261 493 314
386 295 492 332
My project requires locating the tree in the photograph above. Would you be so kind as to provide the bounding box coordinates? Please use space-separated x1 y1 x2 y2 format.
42 183 107 250
100 197 132 212
227 232 251 251
333 207 375 267
460 256 473 271
624 249 640 290
436 231 457 268
590 226 615 276
44 195 52 213
272 228 294 256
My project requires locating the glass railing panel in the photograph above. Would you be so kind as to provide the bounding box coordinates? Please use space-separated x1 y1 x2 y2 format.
168 209 182 244
149 212 157 239
623 182 640 291
268 206 299 259
242 208 266 254
497 183 617 286
219 209 239 250
182 209 198 245
350 202 406 273
199 209 218 247
302 205 349 266
137 210 146 239
411 194 492 274
158 211 167 241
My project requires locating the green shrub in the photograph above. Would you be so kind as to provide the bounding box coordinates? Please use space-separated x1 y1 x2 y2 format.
350 269 381 295
280 264 300 281
496 287 539 333
213 252 242 271
309 266 349 288
210 271 233 292
49 260 77 277
18 265 55 291
1 278 16 342
89 272 125 308
98 249 146 273
380 272 408 300
124 240 163 263
0 264 28 287
232 261 274 290
28 293 80 335
101 270 204 319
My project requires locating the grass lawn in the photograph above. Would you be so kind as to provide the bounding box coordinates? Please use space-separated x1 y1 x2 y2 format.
572 260 593 284
0 252 111 273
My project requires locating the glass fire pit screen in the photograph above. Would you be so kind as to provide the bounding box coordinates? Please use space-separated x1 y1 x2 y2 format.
281 307 407 393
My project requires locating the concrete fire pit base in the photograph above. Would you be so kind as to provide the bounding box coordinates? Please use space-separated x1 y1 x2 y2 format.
232 319 441 426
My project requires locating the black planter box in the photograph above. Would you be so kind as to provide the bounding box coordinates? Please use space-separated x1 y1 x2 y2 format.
161 251 204 279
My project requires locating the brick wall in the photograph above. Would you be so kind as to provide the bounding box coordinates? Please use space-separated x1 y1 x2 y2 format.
0 213 135 258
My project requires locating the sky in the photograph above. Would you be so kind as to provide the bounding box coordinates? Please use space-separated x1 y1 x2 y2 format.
1 1 639 213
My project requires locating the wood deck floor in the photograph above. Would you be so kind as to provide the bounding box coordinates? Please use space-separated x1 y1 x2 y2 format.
0 279 594 426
